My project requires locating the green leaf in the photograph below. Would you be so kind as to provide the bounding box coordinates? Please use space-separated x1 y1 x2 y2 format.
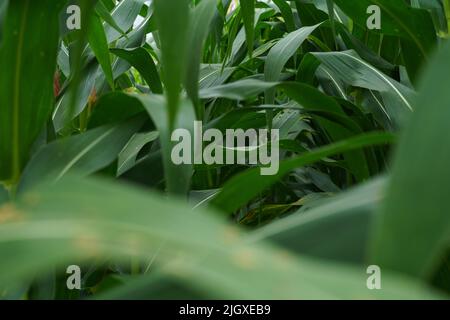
200 79 279 100
264 24 321 104
282 82 372 181
0 175 443 299
333 0 437 82
200 79 374 180
117 131 159 176
95 1 126 37
115 7 153 49
0 0 7 42
199 64 236 89
250 177 387 264
88 13 114 89
211 132 395 213
154 0 190 127
53 63 99 132
0 0 64 184
88 92 145 128
293 1 335 50
370 41 450 279
133 94 196 196
18 118 144 192
272 0 296 32
105 0 146 43
111 47 163 94
312 50 416 128
1 0 448 299
185 0 217 117
240 0 255 57
326 0 338 49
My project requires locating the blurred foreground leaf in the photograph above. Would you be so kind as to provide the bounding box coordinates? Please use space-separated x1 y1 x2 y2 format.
0 175 444 299
370 41 450 279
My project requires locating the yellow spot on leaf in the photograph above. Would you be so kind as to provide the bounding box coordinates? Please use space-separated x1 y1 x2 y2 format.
0 204 24 224
232 248 256 270
73 232 100 257
221 226 241 245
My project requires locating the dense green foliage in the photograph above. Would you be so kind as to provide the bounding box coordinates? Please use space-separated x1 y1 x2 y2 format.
0 0 449 299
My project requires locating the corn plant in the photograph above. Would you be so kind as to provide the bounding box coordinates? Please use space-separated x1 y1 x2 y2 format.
0 0 449 299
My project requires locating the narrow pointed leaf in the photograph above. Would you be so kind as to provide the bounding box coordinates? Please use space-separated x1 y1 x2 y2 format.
88 13 114 88
240 0 255 57
154 0 190 127
185 0 217 117
265 24 321 103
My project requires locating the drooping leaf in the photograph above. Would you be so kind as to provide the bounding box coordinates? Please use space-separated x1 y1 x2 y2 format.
53 62 99 132
117 131 159 176
199 64 236 90
18 117 144 192
312 50 416 128
95 0 126 37
105 0 147 43
211 132 395 213
264 24 321 104
111 47 163 94
333 0 437 82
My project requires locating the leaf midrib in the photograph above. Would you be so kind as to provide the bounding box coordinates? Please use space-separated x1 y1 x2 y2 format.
266 30 307 80
340 52 413 111
12 0 30 183
55 127 116 181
